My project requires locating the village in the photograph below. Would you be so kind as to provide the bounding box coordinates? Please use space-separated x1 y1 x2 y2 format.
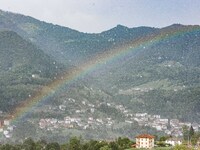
0 100 200 150
0 119 14 139
37 111 199 138
0 99 200 141
36 99 199 138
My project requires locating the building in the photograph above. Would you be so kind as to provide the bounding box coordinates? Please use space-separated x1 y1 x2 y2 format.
3 120 10 126
165 138 182 146
136 134 155 149
0 120 3 127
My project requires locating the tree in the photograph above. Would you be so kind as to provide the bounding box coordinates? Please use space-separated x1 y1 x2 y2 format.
60 143 69 150
116 137 132 150
100 145 112 150
109 141 119 150
36 139 47 150
182 125 189 141
1 144 18 150
159 136 168 141
189 126 195 139
22 138 36 150
153 134 158 141
46 142 60 150
173 144 188 150
191 132 200 145
68 137 82 150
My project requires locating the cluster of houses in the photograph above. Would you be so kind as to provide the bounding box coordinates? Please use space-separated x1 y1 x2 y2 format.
38 110 200 138
132 113 199 137
38 99 127 131
0 119 14 138
1 97 200 142
39 116 115 131
38 98 200 138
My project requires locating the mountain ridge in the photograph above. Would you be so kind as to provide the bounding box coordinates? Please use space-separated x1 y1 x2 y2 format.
0 9 200 142
0 9 200 120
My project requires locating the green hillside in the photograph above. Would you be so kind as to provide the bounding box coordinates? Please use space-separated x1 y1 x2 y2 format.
0 10 157 65
95 25 200 121
0 9 200 142
0 30 65 112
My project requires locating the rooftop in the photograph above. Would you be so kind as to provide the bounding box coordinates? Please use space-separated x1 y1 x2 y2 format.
136 134 155 139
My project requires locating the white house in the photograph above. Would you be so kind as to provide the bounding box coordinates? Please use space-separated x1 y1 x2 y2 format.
165 138 182 146
3 120 10 126
136 134 155 149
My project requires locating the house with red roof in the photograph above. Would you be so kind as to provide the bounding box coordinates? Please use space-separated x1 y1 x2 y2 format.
135 134 155 149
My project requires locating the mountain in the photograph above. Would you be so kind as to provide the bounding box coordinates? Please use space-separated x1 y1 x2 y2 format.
101 24 158 42
96 24 200 121
0 9 200 141
0 30 65 112
0 10 157 65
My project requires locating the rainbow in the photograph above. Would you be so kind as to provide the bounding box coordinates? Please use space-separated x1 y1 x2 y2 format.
9 25 200 124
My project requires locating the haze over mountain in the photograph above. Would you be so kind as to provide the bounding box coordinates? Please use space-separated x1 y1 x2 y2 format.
0 10 200 141
0 10 158 65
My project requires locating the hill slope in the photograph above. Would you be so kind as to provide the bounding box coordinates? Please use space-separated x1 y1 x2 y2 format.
0 10 157 65
0 30 65 112
0 9 200 141
95 25 200 121
0 9 200 122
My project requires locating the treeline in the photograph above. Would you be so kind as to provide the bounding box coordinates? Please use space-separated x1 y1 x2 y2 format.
1 134 200 150
182 126 200 145
0 137 133 150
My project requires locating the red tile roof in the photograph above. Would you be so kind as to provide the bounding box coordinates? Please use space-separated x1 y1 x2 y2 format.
136 134 155 139
131 144 136 148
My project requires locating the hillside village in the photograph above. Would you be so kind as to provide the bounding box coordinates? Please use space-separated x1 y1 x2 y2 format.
46 99 199 137
0 95 200 141
1 98 200 140
0 118 14 139
38 105 199 138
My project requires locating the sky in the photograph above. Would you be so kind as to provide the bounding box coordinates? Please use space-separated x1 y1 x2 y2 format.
0 0 200 33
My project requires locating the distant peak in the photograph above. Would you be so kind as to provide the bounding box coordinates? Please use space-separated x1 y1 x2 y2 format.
108 24 129 32
115 24 129 29
162 24 186 30
116 24 128 28
0 9 4 14
170 24 185 27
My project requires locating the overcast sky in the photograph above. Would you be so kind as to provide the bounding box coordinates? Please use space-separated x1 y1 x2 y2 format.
0 0 200 33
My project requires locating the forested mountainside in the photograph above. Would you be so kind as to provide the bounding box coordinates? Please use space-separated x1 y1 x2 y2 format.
0 9 200 141
0 30 65 112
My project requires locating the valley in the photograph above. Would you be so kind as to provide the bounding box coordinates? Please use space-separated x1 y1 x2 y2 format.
0 9 200 142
